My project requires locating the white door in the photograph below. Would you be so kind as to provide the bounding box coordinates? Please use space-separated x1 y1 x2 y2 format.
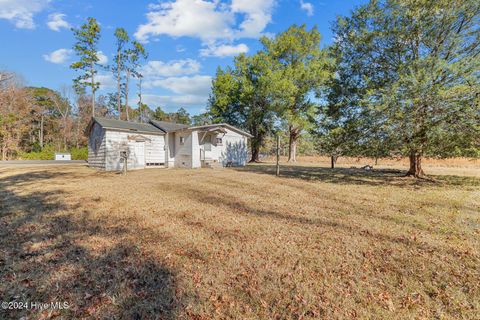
134 142 145 168
203 141 212 159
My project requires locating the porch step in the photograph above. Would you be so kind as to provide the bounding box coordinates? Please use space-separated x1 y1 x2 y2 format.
201 160 223 169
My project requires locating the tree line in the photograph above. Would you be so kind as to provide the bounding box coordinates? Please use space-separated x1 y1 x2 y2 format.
0 71 198 160
0 17 197 160
208 0 480 177
1 0 479 177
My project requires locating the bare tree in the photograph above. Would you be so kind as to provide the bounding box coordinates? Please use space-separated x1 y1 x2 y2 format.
50 86 73 150
0 78 31 159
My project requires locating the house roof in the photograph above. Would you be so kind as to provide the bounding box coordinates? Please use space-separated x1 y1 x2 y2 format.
149 120 190 132
188 123 253 138
86 117 252 138
89 117 165 134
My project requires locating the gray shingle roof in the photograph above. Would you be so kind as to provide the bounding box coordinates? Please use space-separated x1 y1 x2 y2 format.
149 120 190 132
93 117 165 134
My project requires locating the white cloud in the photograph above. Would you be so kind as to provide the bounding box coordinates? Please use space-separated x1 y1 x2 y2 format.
44 49 108 65
0 0 49 29
231 0 275 38
97 51 109 65
146 75 212 96
80 73 116 91
135 0 275 44
95 73 116 90
200 43 248 57
43 48 72 64
135 0 234 43
141 59 201 78
46 12 70 31
141 94 208 108
300 0 314 17
136 60 211 110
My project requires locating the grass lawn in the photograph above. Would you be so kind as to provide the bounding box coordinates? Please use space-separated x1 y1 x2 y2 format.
0 163 479 319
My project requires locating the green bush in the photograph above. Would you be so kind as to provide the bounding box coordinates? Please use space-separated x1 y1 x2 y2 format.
17 145 88 160
70 147 88 160
18 145 55 160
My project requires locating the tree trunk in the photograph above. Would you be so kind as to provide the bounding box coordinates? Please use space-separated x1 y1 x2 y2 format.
91 62 95 118
406 149 425 178
287 126 299 162
117 51 122 120
249 143 260 162
63 118 67 150
276 135 280 176
331 155 336 169
40 112 44 149
125 71 130 121
138 78 143 123
1 141 6 160
75 108 80 148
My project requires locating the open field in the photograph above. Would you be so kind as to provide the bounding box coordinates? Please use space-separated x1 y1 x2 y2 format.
1 162 479 319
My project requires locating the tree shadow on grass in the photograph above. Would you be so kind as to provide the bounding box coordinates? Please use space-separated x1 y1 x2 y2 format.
171 182 477 261
0 170 183 320
234 164 480 188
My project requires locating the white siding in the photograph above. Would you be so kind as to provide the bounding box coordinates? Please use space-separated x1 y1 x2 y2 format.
174 131 193 168
191 131 201 168
145 135 165 164
88 123 106 169
104 130 165 171
213 129 248 166
167 132 175 167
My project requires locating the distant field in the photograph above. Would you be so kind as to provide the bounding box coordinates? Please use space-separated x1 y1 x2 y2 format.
264 156 480 178
0 162 479 319
280 156 480 168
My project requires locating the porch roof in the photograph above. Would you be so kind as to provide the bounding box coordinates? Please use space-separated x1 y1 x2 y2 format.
149 120 190 132
187 124 253 138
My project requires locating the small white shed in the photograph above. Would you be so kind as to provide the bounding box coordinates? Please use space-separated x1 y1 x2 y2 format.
86 117 166 171
55 152 71 161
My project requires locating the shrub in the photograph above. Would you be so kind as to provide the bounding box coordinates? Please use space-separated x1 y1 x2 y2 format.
17 145 55 160
17 145 88 160
70 147 88 160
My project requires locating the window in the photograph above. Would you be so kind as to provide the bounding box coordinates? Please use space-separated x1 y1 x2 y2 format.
179 136 185 145
204 142 212 151
215 137 223 145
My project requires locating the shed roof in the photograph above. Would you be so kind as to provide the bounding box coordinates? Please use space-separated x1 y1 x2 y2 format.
90 117 165 134
149 120 190 132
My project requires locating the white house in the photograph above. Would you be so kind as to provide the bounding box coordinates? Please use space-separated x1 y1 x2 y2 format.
86 117 252 171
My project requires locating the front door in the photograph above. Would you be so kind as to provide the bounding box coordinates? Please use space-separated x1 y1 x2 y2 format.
203 141 212 159
134 141 145 168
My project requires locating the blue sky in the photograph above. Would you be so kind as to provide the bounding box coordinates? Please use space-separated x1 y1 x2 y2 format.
0 0 366 115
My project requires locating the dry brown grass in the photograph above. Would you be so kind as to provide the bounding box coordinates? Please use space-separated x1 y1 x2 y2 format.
0 162 479 319
265 155 480 168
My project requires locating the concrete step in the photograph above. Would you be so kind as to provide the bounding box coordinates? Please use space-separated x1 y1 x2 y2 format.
202 160 223 169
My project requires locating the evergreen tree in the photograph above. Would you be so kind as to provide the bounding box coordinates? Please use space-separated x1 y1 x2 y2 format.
70 17 101 117
112 28 129 120
124 41 147 121
209 52 281 162
261 25 332 162
333 0 480 177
